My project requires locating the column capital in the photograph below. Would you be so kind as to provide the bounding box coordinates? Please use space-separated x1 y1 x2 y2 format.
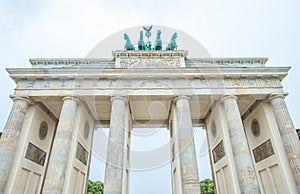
9 95 32 104
62 96 81 104
220 95 238 103
266 93 288 102
173 95 190 103
111 96 128 104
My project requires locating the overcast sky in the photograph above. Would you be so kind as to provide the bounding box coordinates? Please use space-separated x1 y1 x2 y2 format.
1 0 300 193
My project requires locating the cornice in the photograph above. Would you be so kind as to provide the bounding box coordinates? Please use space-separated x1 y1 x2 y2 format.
112 50 188 58
29 58 115 67
28 57 268 67
6 66 290 82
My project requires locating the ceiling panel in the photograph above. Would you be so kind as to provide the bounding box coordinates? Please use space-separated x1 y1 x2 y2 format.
130 101 171 121
238 95 256 116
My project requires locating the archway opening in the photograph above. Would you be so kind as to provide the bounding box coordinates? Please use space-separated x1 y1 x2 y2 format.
129 127 171 194
88 126 213 194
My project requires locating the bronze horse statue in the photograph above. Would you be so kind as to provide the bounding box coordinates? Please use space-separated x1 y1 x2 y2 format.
124 33 135 50
138 31 146 50
166 32 178 50
154 30 162 50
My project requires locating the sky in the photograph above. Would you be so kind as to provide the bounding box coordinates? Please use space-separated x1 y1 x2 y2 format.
0 0 300 193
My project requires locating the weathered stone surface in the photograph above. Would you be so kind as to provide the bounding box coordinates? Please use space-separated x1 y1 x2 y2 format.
104 96 128 194
76 142 88 165
25 142 47 166
2 53 298 193
16 78 282 90
174 96 201 194
43 96 79 194
0 96 30 193
268 94 300 192
212 140 225 163
222 95 260 193
252 139 275 163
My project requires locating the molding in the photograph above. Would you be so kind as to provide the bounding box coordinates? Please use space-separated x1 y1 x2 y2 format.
29 56 267 66
111 96 128 104
95 119 205 128
14 78 283 91
173 96 190 103
266 93 288 103
62 96 81 104
9 95 32 104
220 95 238 103
7 66 290 82
186 57 268 65
29 58 114 66
112 50 188 58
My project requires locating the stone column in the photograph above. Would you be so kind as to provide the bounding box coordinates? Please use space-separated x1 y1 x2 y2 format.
0 96 31 193
104 96 128 194
267 94 300 192
174 96 200 194
43 96 80 193
221 95 260 193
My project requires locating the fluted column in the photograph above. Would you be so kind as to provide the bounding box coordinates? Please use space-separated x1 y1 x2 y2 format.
104 96 128 194
267 94 300 192
221 95 260 193
0 96 31 193
43 96 80 193
174 96 200 194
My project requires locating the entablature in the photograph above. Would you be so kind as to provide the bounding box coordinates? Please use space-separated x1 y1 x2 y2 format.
7 66 290 82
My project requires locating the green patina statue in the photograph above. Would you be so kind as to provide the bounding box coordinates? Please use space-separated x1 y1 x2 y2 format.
123 26 178 51
138 31 146 50
124 33 135 50
143 26 152 50
166 32 178 50
154 30 162 50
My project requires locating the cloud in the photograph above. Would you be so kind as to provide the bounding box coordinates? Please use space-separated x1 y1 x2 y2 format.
0 1 300 194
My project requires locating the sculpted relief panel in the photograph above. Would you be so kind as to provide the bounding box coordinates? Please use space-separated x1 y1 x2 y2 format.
18 78 281 90
212 140 225 164
119 57 182 68
76 142 88 165
252 139 275 163
25 142 47 166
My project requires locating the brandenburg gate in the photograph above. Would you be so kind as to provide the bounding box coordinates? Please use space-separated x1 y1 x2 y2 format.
0 27 299 194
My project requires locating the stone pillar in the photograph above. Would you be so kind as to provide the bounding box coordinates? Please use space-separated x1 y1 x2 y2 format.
104 96 128 194
174 96 200 194
0 96 31 193
221 95 260 193
267 94 300 192
43 96 80 193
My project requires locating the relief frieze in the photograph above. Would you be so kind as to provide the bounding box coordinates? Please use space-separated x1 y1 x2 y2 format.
76 142 88 165
212 140 225 164
119 57 181 68
25 142 47 166
42 81 50 88
253 139 275 163
17 78 281 90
